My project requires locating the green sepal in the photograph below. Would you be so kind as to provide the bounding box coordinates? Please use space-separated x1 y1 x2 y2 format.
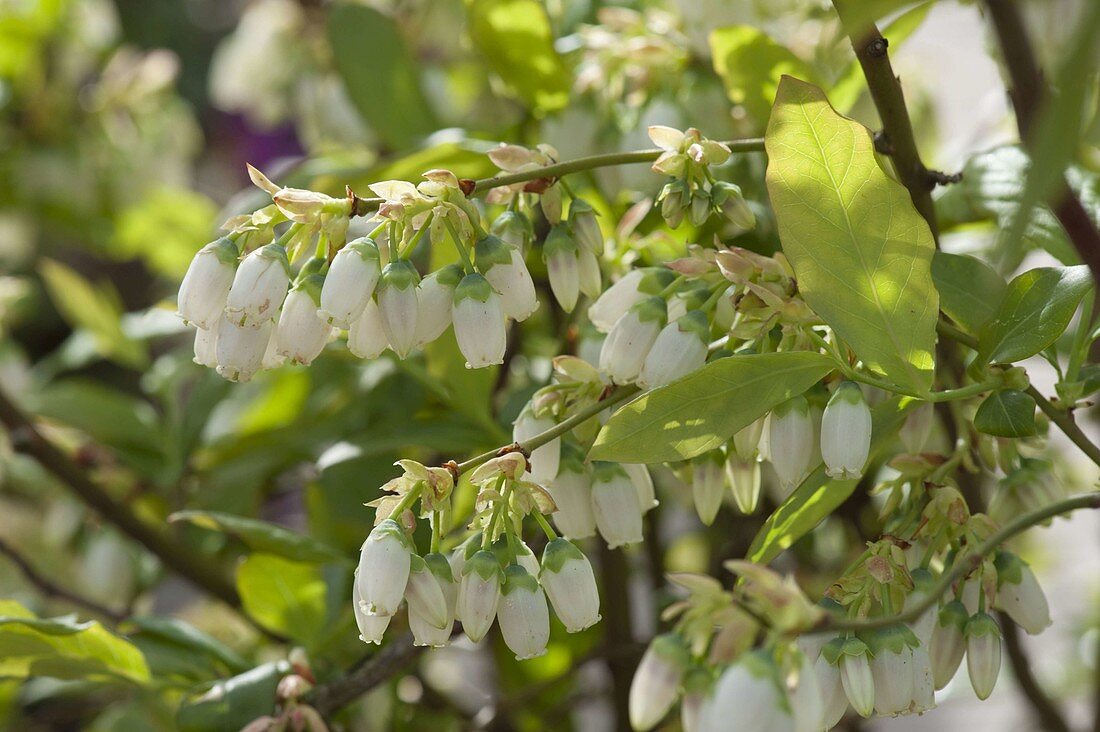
463 549 503 581
568 197 597 219
671 279 711 311
491 209 533 245
257 243 292 277
500 564 539 596
409 554 428 573
345 236 380 263
430 263 465 288
474 234 515 271
370 519 413 550
379 259 420 292
993 551 1025 587
293 273 326 305
864 624 920 656
909 567 937 593
540 538 586 575
964 611 1001 639
543 224 578 258
205 236 241 266
638 268 677 295
591 461 629 483
682 666 714 695
937 599 969 632
772 394 810 419
556 441 588 475
423 552 455 585
676 309 711 342
454 272 494 304
710 180 744 206
829 381 865 407
631 295 669 325
648 633 692 670
822 635 871 665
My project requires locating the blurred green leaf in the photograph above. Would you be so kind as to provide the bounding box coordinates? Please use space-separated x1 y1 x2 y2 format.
177 661 288 732
466 0 570 114
0 600 149 684
590 353 835 463
328 4 436 149
170 510 347 564
114 188 217 278
38 259 148 369
974 389 1037 438
765 76 938 395
978 265 1092 364
236 554 329 647
931 252 1006 335
709 25 816 126
127 617 250 680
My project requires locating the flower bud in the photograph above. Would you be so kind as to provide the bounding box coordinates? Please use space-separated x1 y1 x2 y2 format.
544 224 580 313
732 418 764 461
496 564 550 660
215 315 272 382
276 276 332 365
993 552 1051 635
588 267 675 333
825 636 874 718
689 192 712 227
376 260 420 358
590 462 644 548
225 243 291 327
539 538 600 632
930 599 968 689
900 400 935 454
475 235 538 321
193 322 219 368
768 396 814 494
659 181 686 229
725 457 761 515
699 653 793 732
965 612 1002 700
710 181 756 230
545 448 596 539
356 519 412 616
458 549 502 643
409 553 457 647
513 408 560 484
178 237 238 329
578 248 603 299
638 310 709 389
821 382 872 479
347 299 388 359
629 633 690 731
624 462 658 513
353 570 391 644
414 265 461 347
541 185 563 224
318 237 380 327
405 554 450 630
453 272 506 368
867 625 920 716
691 450 726 526
569 198 603 254
599 296 666 384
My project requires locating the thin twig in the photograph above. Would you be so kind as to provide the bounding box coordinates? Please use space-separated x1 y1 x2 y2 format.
307 634 422 717
999 612 1071 732
0 536 126 623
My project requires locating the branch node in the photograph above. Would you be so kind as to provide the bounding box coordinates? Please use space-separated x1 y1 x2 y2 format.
866 36 889 58
873 130 894 155
496 442 531 460
458 178 476 197
927 169 964 187
441 460 460 483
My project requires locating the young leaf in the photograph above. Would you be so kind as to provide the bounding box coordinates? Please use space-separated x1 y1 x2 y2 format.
177 661 289 732
973 389 1038 438
169 510 348 564
589 352 834 464
977 265 1092 364
236 554 328 647
747 397 912 563
931 252 1007 334
765 76 938 395
709 26 816 126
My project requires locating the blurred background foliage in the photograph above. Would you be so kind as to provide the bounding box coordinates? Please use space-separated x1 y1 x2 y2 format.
0 0 1098 730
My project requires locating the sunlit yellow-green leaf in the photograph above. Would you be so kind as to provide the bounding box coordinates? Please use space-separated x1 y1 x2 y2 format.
236 554 329 647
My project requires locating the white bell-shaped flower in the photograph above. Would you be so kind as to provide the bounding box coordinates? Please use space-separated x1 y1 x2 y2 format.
513 408 561 484
414 264 463 347
624 463 658 513
965 612 1002 700
906 568 938 646
356 519 412 616
458 549 502 643
225 243 291 327
699 653 794 732
825 636 875 718
599 296 667 384
788 653 825 732
910 644 936 714
353 569 391 644
930 600 968 690
821 382 872 479
900 400 935 453
638 310 709 389
475 235 538 321
453 272 507 368
545 448 596 539
568 198 603 254
405 554 450 630
178 237 239 329
543 224 580 313
811 647 850 729
588 268 675 333
590 462 644 548
215 315 272 382
276 275 332 365
680 669 710 732
725 457 761 515
691 450 726 526
578 248 602 299
409 553 457 647
193 323 219 368
993 552 1051 635
376 260 420 358
769 396 814 494
347 298 388 359
496 564 550 660
261 325 283 369
629 633 690 731
867 625 920 716
538 538 600 633
318 237 380 327
732 418 764 461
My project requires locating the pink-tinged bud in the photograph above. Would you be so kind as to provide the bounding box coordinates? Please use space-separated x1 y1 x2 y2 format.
453 273 506 368
347 298 388 359
496 565 550 660
590 463 643 549
458 550 502 643
178 237 238 329
225 243 290 327
319 237 380 328
629 634 690 731
965 612 1002 700
539 539 600 633
356 519 412 617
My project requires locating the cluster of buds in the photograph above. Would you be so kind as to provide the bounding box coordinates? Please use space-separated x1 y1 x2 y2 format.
647 126 755 233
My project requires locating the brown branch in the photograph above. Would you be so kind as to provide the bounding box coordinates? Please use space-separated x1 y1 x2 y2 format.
0 536 127 623
999 612 1071 732
307 634 422 717
983 0 1100 282
0 387 241 609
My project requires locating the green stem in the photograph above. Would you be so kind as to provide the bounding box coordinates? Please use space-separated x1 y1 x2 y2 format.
431 510 442 554
813 492 1100 633
390 485 422 519
927 377 1003 403
532 511 558 541
397 212 433 259
443 216 476 273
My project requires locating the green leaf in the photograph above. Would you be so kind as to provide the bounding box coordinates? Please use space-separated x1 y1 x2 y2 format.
709 26 816 126
328 4 436 149
177 661 288 732
114 187 217 278
236 554 328 647
38 259 147 369
931 252 1007 334
466 0 569 114
127 617 249 676
169 511 347 564
977 265 1092 364
589 352 834 464
765 76 938 395
974 389 1038 438
747 397 912 563
0 600 149 684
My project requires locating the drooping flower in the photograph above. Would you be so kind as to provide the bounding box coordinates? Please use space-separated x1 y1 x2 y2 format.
177 237 239 329
821 382 872 479
993 552 1051 635
409 553 457 647
353 568 391 644
215 315 272 382
356 519 412 616
458 549 503 643
691 449 726 526
453 272 507 368
710 181 755 230
569 198 603 254
725 456 761 515
225 243 291 327
414 264 463 347
624 463 658 513
587 267 675 333
590 462 644 548
866 625 921 716
769 396 814 494
512 408 560 485
698 652 793 732
544 446 595 539
496 564 550 660
404 554 450 631
638 309 709 389
539 538 600 633
318 237 380 328
629 633 691 731
475 234 538 321
930 599 968 690
375 260 420 358
543 224 580 313
965 612 1002 700
599 295 667 384
824 636 875 718
276 274 332 365
193 321 219 367
491 209 533 253
347 298 388 359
